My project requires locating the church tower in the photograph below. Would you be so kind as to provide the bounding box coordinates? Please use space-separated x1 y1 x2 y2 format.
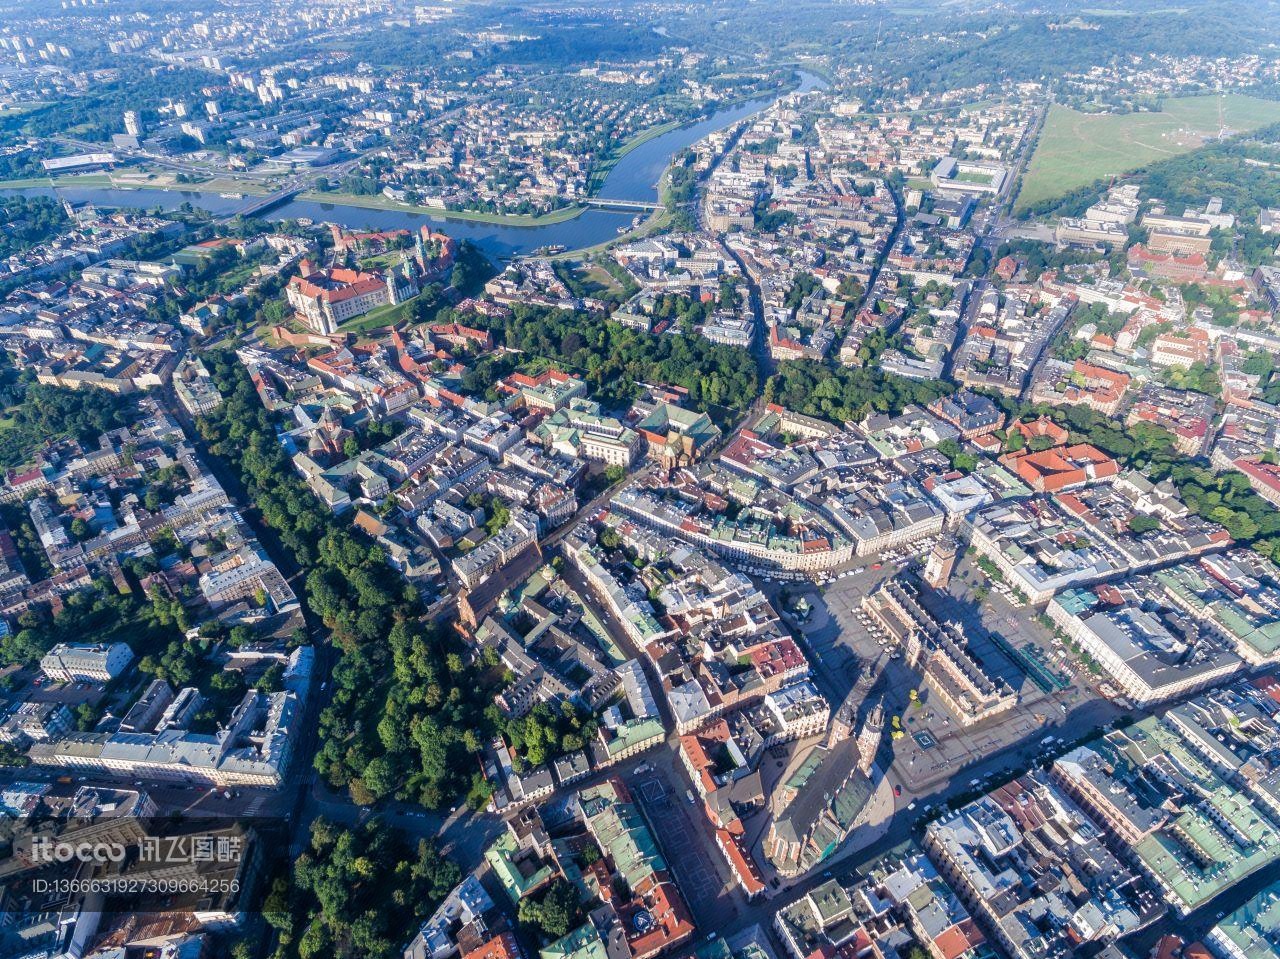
923 535 959 590
856 703 884 775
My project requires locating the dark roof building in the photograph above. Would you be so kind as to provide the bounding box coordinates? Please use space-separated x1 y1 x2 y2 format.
929 390 1004 439
764 736 874 877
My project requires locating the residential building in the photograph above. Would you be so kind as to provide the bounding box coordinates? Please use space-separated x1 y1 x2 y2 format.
40 642 134 684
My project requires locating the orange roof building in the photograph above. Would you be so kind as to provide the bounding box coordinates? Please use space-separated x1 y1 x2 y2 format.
994 255 1019 281
1031 360 1131 415
622 881 695 959
1006 443 1118 493
1127 243 1209 282
1150 327 1211 370
933 918 986 959
1001 421 1119 493
1235 456 1280 509
1006 415 1069 447
286 261 401 335
678 720 732 800
463 933 525 959
715 828 765 899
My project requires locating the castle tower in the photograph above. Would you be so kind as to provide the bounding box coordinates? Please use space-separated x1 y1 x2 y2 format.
856 703 884 775
397 256 420 301
923 535 959 591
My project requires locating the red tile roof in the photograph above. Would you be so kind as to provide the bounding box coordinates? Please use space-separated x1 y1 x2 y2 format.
934 919 986 959
463 933 524 959
715 829 765 896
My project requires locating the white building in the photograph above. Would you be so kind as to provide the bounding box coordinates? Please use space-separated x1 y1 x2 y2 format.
40 642 134 684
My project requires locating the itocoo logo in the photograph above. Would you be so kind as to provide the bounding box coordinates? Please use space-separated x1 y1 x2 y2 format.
30 837 128 863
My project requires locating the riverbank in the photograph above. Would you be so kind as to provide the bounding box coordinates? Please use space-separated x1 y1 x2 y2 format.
0 172 268 196
586 119 683 194
555 68 829 257
583 81 808 197
1 69 826 261
0 174 102 190
554 170 674 261
113 173 270 196
296 190 591 226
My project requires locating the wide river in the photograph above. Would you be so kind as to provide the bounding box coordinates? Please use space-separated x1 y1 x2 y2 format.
2 71 827 259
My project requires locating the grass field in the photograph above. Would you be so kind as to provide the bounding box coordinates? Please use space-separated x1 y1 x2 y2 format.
572 263 624 297
0 172 121 190
0 102 48 117
338 297 408 334
108 171 269 195
1016 94 1280 212
0 176 55 189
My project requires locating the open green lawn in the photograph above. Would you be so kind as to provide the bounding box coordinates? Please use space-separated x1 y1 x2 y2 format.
0 173 117 190
1016 94 1280 212
340 301 403 333
572 263 624 297
358 250 404 271
110 171 269 195
0 102 48 117
0 177 54 189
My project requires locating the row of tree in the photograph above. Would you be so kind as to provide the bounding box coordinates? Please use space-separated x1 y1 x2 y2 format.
195 348 584 802
198 350 489 808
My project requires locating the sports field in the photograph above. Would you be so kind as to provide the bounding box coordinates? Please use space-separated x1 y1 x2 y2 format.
1016 94 1280 212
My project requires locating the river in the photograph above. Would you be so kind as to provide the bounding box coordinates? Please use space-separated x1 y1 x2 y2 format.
2 70 827 259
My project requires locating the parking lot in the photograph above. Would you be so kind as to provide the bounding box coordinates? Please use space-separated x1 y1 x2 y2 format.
2 665 106 710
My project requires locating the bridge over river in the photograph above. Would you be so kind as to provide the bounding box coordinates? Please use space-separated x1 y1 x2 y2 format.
581 197 663 212
224 186 303 220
